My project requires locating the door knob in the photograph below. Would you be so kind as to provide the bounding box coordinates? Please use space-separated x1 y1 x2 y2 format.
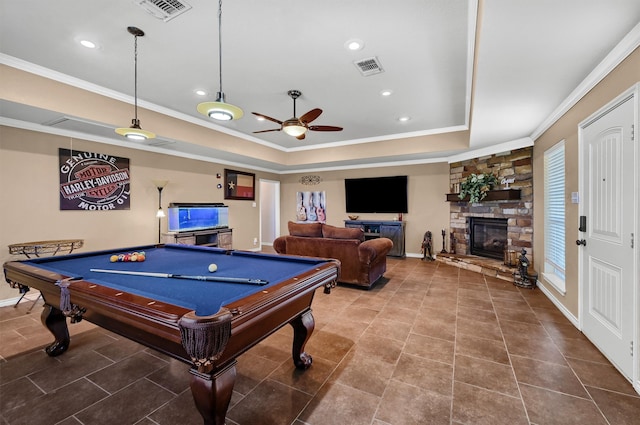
576 239 586 246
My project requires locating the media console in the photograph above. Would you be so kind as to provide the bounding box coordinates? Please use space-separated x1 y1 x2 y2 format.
344 220 406 257
162 227 232 249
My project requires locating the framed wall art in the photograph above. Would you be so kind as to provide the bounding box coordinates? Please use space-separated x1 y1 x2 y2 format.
224 169 255 200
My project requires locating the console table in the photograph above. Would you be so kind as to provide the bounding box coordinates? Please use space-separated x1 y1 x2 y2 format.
8 239 84 312
344 220 406 257
162 228 232 249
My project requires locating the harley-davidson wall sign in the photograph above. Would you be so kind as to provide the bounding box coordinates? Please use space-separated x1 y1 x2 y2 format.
59 148 131 211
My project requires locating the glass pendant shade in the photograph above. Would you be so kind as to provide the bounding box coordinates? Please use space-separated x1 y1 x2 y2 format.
282 119 307 137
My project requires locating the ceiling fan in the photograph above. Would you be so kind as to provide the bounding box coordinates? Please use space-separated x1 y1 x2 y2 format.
252 90 343 140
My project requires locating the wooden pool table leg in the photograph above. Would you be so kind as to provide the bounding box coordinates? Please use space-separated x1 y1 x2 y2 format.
189 361 236 425
290 309 314 369
40 304 70 357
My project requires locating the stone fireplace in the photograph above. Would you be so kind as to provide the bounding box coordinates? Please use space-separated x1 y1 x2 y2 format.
448 147 534 264
468 217 508 260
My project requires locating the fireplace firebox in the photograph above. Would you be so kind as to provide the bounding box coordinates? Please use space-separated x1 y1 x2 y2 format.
468 217 508 260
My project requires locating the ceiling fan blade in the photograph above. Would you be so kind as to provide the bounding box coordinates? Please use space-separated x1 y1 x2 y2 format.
253 129 282 134
251 112 283 125
300 108 322 124
308 125 343 132
296 132 306 140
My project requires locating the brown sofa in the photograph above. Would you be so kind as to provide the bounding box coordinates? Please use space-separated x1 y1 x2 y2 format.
273 221 393 288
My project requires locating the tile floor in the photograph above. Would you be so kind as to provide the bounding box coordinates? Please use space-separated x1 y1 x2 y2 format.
1 257 639 425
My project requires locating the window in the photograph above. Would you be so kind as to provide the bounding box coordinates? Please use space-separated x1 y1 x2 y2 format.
544 141 566 293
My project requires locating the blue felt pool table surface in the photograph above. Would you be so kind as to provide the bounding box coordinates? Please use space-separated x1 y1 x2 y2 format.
19 244 329 316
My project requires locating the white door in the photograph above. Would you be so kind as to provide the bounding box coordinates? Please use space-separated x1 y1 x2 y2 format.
259 179 280 246
579 91 635 379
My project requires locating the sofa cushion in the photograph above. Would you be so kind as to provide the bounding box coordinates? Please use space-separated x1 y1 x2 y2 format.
322 224 365 242
288 221 323 237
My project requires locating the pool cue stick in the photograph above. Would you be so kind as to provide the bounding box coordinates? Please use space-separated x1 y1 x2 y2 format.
89 269 269 285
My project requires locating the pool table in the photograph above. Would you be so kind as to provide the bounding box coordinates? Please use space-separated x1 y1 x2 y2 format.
3 244 339 425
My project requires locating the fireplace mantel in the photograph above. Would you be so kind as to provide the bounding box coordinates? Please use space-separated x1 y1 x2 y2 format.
446 188 521 202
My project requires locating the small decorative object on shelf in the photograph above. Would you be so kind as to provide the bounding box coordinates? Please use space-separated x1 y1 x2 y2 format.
504 249 517 267
459 172 499 202
440 229 448 253
513 248 538 289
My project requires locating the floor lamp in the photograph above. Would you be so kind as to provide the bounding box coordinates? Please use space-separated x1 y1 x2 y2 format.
153 180 168 244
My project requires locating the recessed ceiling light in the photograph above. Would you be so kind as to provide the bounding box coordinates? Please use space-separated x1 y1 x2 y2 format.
344 38 364 51
398 116 411 122
80 40 96 49
195 89 207 96
380 90 393 97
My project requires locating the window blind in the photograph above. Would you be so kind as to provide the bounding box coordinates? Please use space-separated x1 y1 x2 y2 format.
544 141 566 287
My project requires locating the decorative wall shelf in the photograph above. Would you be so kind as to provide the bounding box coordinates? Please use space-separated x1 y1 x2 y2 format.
446 189 521 202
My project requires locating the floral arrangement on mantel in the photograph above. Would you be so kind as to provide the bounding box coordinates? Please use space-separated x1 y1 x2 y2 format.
459 172 499 202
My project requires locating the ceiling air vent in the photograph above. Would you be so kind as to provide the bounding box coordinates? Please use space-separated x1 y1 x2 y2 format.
133 0 192 22
353 56 384 76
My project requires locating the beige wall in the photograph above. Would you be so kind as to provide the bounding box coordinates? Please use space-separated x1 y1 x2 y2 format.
278 163 451 257
0 126 277 299
532 47 639 317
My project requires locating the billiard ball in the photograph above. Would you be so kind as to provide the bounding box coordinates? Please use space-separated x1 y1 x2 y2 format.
110 255 118 262
208 263 218 273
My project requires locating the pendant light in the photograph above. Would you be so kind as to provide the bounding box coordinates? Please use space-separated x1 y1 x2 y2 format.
197 0 243 121
115 26 155 140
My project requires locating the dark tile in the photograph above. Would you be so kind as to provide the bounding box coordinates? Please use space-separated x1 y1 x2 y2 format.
392 353 453 397
454 354 519 397
0 377 44 412
0 349 61 383
494 306 539 324
329 351 393 397
228 379 311 425
412 313 456 342
587 386 640 425
499 318 548 340
376 380 451 425
511 355 588 398
363 317 412 342
452 381 528 425
404 333 454 364
455 333 510 364
351 333 402 364
147 389 204 425
87 351 168 393
269 353 336 395
457 297 495 312
74 378 174 425
502 333 567 365
146 358 191 395
3 378 108 425
456 316 502 341
520 383 609 425
552 335 610 363
94 335 147 361
304 329 354 364
568 357 638 396
234 351 282 395
375 305 418 325
29 349 114 393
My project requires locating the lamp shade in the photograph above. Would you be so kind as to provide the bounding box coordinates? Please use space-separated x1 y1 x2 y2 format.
197 92 243 121
282 119 307 137
116 119 156 140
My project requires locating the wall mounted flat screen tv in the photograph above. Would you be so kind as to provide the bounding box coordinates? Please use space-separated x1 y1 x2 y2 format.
167 203 229 232
345 175 408 213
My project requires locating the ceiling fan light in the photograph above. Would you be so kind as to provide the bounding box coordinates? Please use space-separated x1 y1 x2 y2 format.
283 120 307 137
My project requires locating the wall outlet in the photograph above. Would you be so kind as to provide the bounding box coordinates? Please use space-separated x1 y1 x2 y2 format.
253 237 258 246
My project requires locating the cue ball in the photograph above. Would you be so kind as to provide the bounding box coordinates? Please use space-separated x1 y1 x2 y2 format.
208 263 218 273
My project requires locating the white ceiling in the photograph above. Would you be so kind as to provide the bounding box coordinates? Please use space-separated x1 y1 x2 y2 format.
1 0 639 172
